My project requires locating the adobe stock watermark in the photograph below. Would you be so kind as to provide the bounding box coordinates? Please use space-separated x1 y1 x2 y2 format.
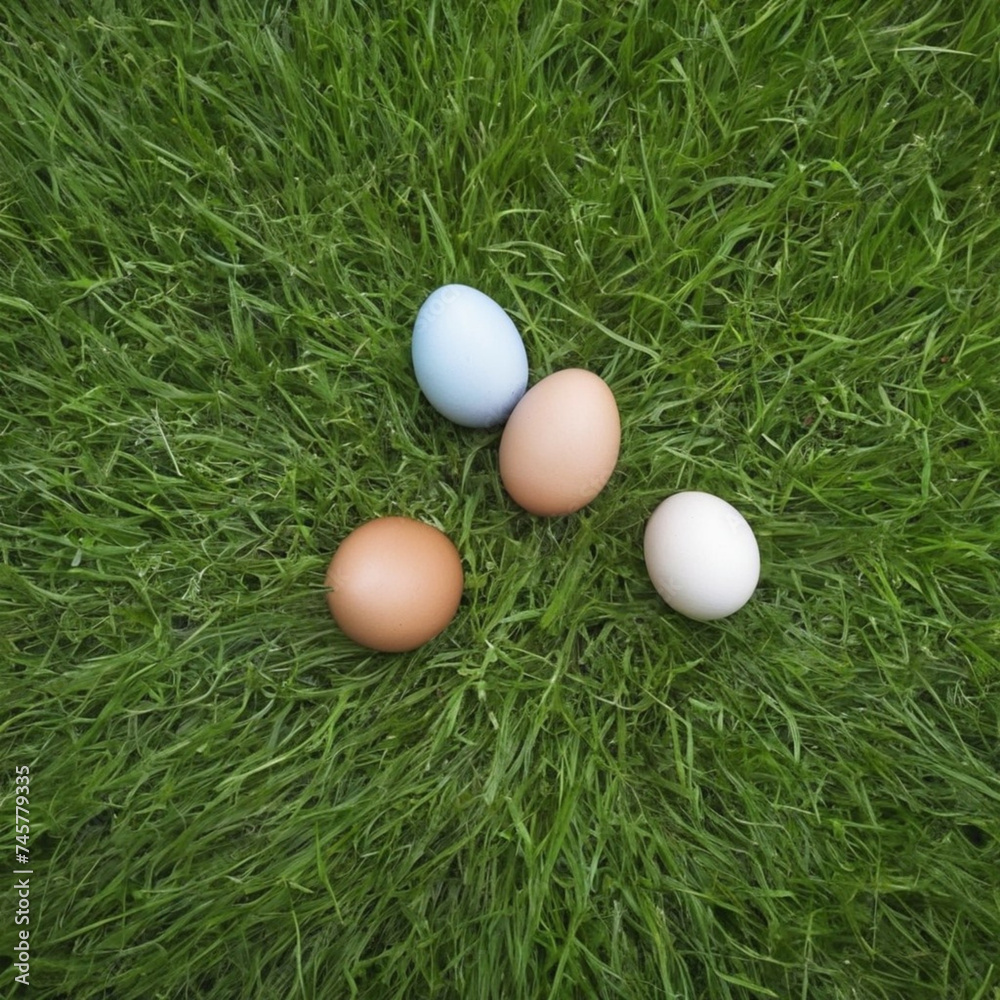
12 765 32 987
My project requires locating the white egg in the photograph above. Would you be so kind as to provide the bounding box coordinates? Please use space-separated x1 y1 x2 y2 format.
644 491 760 621
412 284 529 428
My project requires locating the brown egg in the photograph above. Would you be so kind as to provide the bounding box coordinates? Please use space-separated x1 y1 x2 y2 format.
325 517 463 652
499 368 620 516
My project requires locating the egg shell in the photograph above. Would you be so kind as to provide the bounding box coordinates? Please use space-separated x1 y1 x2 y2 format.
643 491 760 621
412 284 529 428
499 368 620 516
325 517 463 652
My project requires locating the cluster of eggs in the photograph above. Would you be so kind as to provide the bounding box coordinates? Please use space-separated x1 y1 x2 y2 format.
325 284 760 652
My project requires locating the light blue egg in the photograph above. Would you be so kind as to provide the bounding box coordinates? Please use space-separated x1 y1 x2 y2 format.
412 284 529 428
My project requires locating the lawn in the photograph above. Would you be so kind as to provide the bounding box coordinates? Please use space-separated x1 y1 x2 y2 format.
2 2 999 998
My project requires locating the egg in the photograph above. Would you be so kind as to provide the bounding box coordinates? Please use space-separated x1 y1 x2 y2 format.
412 284 529 427
643 491 760 621
325 517 463 652
499 368 620 516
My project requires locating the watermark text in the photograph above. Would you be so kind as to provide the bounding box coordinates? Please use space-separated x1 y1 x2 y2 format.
12 765 31 987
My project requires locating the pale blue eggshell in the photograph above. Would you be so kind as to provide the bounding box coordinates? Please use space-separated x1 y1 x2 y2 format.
412 284 529 428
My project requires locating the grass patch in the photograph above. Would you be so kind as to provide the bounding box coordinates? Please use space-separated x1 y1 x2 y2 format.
2 1 999 998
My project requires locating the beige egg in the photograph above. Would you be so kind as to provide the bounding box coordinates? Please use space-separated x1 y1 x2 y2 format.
499 368 620 516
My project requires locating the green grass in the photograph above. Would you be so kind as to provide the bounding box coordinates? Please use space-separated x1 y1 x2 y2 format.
2 1 999 997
